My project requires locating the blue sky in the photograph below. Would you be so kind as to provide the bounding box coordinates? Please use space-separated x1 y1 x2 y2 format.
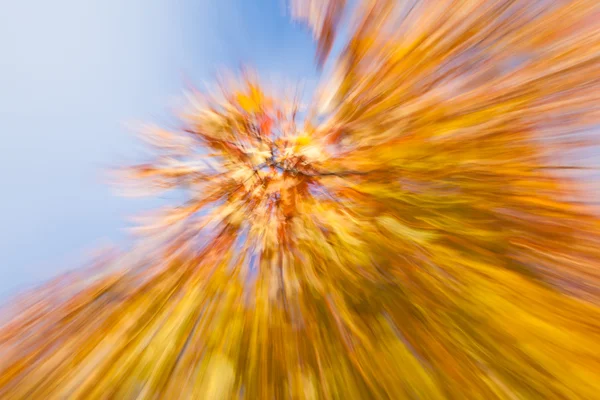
0 0 318 297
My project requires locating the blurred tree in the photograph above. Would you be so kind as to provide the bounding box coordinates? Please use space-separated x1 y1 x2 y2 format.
2 0 600 398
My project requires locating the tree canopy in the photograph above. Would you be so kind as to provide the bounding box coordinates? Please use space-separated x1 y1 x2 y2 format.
1 0 600 398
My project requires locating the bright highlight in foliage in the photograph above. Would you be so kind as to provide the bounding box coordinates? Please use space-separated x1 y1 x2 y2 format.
2 0 600 398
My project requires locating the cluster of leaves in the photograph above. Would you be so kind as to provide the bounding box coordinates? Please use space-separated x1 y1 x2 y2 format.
2 0 600 398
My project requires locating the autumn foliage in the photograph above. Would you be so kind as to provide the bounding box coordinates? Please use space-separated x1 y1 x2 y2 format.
2 0 600 398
